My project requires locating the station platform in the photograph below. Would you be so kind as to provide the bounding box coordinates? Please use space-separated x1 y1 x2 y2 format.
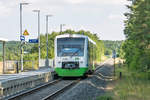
0 68 55 99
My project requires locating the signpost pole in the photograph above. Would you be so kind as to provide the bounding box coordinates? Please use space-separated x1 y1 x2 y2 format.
38 11 40 69
113 50 116 76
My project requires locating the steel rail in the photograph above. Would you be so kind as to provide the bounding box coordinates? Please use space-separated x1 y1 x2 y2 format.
42 79 80 100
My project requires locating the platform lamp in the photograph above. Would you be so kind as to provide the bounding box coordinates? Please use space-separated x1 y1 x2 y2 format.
33 10 41 69
46 15 53 67
20 2 29 72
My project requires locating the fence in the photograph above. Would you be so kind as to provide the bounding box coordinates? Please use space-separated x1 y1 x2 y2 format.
0 61 17 74
5 61 17 71
39 59 54 68
0 59 54 74
0 60 38 74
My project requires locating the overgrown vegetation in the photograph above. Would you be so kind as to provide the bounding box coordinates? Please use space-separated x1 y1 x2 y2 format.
98 60 150 100
111 1 150 99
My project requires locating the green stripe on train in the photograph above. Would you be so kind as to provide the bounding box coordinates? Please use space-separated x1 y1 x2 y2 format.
55 67 88 76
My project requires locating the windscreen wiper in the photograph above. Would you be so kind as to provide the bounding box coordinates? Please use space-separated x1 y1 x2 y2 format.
71 49 80 57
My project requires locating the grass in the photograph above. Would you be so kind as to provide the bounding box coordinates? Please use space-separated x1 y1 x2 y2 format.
113 64 150 100
96 94 113 100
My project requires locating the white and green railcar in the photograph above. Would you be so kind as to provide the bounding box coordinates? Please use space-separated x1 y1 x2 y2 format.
54 34 97 77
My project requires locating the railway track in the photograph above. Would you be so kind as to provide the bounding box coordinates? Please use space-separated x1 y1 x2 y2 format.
6 79 80 100
42 79 80 100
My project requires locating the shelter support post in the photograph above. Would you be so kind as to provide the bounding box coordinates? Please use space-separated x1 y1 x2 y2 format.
3 42 5 74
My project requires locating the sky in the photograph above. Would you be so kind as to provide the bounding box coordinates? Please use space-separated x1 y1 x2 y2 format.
0 0 130 41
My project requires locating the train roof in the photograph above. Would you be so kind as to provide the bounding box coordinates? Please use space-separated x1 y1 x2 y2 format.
56 34 96 45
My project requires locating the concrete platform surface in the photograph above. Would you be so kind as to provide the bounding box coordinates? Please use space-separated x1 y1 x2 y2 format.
0 68 54 98
0 68 54 82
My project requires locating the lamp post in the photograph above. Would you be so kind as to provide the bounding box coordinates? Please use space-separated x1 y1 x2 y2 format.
20 3 29 72
60 24 65 34
33 10 40 69
46 15 53 67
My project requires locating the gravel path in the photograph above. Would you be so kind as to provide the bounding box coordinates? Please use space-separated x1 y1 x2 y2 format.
55 59 114 100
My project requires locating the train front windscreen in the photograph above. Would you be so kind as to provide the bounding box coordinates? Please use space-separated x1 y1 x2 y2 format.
57 38 85 57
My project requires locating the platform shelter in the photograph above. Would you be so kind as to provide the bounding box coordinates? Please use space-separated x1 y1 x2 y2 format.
0 38 8 74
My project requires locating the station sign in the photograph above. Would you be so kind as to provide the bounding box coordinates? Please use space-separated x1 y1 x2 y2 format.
20 35 25 41
23 29 29 36
29 39 38 43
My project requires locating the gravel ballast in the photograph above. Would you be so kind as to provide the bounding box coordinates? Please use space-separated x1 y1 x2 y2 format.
55 59 114 100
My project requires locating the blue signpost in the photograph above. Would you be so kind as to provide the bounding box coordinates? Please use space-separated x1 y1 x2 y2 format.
20 35 25 41
29 39 38 43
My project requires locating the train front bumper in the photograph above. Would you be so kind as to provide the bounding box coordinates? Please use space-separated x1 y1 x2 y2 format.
55 67 88 77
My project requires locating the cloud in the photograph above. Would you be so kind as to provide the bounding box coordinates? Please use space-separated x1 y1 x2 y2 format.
65 0 84 4
97 0 129 5
108 14 125 20
0 0 127 41
65 0 129 5
0 1 12 16
0 0 130 17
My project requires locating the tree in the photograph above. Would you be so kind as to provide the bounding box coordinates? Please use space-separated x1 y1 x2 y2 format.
123 0 150 71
